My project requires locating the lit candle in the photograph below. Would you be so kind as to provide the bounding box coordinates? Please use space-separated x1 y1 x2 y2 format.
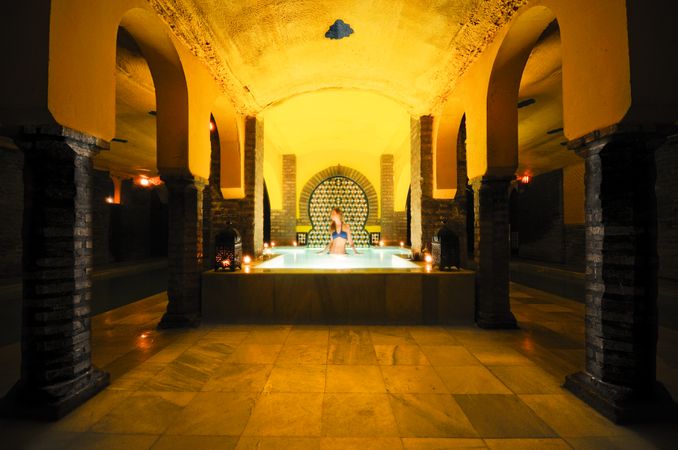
379 240 385 247
400 241 404 248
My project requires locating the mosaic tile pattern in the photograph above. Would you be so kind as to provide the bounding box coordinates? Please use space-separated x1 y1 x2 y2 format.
307 176 370 247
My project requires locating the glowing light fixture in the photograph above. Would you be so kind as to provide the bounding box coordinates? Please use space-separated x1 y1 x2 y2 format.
293 241 298 247
424 254 433 264
243 255 252 265
139 177 150 187
105 196 114 204
400 241 404 248
209 121 215 132
520 174 531 184
379 240 385 247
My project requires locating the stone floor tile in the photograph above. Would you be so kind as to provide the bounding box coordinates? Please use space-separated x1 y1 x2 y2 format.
226 344 282 364
484 438 572 449
325 364 386 393
236 436 321 449
469 349 535 366
370 326 417 345
321 393 399 437
287 326 330 345
263 364 326 392
320 437 404 449
66 433 159 450
90 391 196 434
435 366 512 395
201 364 272 392
408 327 459 345
52 389 133 432
327 343 378 364
329 326 373 345
518 394 628 438
382 366 448 394
488 365 565 394
152 435 238 450
243 392 323 436
374 344 430 365
401 438 487 449
245 326 292 344
420 346 481 366
389 393 478 438
277 344 328 364
454 394 556 438
165 392 257 436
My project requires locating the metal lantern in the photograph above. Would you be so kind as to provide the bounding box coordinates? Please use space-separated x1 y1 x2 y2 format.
215 226 242 271
431 221 460 271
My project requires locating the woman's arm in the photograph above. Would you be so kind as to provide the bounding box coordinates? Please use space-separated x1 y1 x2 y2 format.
346 225 360 254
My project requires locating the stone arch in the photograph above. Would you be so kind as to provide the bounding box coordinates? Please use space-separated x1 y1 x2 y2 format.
484 5 558 176
298 165 378 227
210 96 245 198
117 8 190 177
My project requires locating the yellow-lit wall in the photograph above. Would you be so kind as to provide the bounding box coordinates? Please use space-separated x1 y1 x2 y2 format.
261 89 411 215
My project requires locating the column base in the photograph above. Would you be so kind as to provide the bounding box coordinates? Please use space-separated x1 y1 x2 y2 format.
476 312 518 329
158 312 201 329
564 371 677 424
0 368 109 421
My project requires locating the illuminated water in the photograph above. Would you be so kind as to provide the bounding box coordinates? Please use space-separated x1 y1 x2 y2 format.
256 247 417 269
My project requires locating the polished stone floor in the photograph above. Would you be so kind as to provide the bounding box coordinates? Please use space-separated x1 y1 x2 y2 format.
0 283 676 449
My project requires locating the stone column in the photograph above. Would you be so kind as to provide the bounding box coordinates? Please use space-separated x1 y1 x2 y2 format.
0 126 109 420
472 176 517 329
380 154 394 243
564 126 675 423
159 176 205 329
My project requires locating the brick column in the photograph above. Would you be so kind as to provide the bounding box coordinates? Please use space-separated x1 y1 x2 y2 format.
206 117 260 258
420 116 468 261
380 154 394 243
159 176 205 329
564 127 675 423
0 126 109 420
270 154 297 244
472 176 517 329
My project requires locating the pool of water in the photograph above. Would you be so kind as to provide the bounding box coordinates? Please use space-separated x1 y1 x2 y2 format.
256 247 417 270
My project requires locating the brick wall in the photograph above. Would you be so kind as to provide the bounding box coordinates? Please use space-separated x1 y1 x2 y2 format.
92 170 114 266
380 154 395 243
511 169 565 264
270 154 296 244
0 140 23 278
657 135 678 280
205 117 258 260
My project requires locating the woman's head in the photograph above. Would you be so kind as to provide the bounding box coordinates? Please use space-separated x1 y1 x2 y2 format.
330 207 343 231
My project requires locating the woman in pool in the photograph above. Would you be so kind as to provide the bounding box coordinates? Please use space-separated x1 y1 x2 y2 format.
319 207 360 255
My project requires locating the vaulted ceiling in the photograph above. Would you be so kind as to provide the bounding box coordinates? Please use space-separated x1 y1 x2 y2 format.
99 0 577 182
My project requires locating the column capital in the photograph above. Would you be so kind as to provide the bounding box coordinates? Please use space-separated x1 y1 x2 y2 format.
567 123 676 158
